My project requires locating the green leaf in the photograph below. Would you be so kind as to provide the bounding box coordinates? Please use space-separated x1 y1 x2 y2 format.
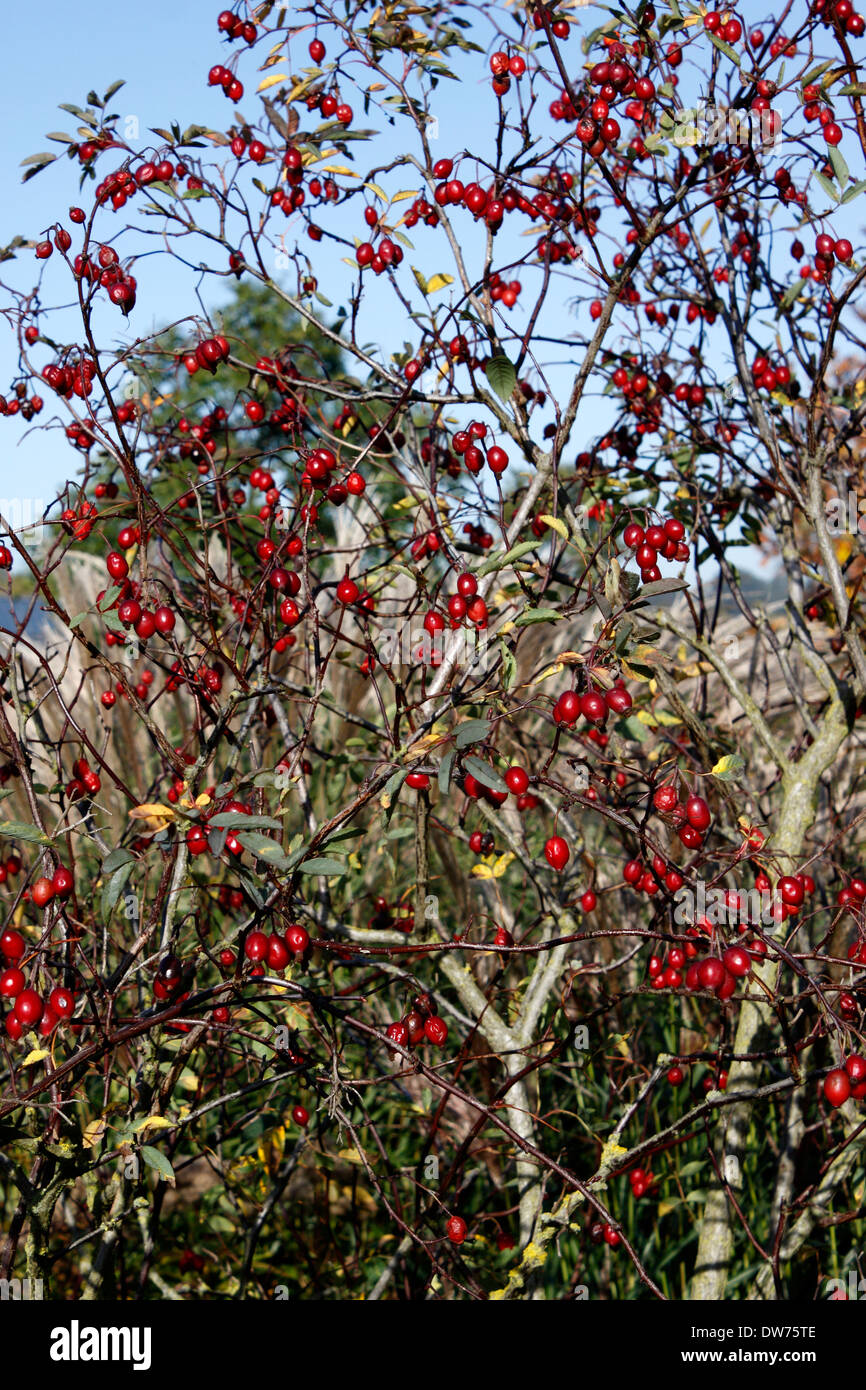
477 539 539 576
617 715 650 743
463 756 508 795
236 832 291 868
711 753 746 783
298 857 346 875
707 32 741 65
781 275 808 307
637 578 690 597
104 79 126 100
829 145 850 187
0 820 52 845
208 813 283 830
514 607 562 627
842 179 866 204
483 354 517 402
102 847 135 874
815 171 840 203
140 1145 176 1185
438 749 455 795
102 861 134 923
455 719 491 749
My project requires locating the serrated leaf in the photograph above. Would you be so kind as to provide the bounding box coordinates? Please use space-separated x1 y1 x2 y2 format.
0 820 52 845
463 756 508 795
711 753 746 783
483 354 517 402
298 856 346 875
455 719 491 749
140 1145 176 1186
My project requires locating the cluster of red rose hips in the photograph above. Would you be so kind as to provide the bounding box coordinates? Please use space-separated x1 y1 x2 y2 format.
462 521 494 550
98 548 177 645
386 991 448 1049
628 1165 657 1200
41 354 96 400
207 64 245 102
181 334 231 376
824 1054 866 1108
102 667 156 708
486 270 522 310
356 236 404 275
750 353 793 394
702 10 744 42
0 380 44 421
67 756 102 800
552 682 634 733
242 925 310 972
447 420 510 477
622 516 688 585
1 923 76 1041
814 0 866 37
217 7 257 42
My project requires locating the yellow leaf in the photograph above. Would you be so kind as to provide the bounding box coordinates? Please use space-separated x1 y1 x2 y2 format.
392 495 418 511
835 536 853 564
128 803 177 832
336 1146 365 1165
426 272 453 293
82 1118 107 1149
321 165 357 177
532 663 564 684
391 189 420 202
712 754 741 777
348 852 362 870
21 1048 49 1066
257 72 288 91
493 852 515 878
637 708 680 726
538 513 568 539
472 862 494 879
657 1198 679 1217
365 181 388 201
133 1115 175 1135
286 77 311 102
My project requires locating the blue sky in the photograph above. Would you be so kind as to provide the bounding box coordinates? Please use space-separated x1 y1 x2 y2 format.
1 0 862 584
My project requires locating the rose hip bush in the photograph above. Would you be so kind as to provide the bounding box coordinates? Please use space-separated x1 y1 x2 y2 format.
0 0 865 1301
